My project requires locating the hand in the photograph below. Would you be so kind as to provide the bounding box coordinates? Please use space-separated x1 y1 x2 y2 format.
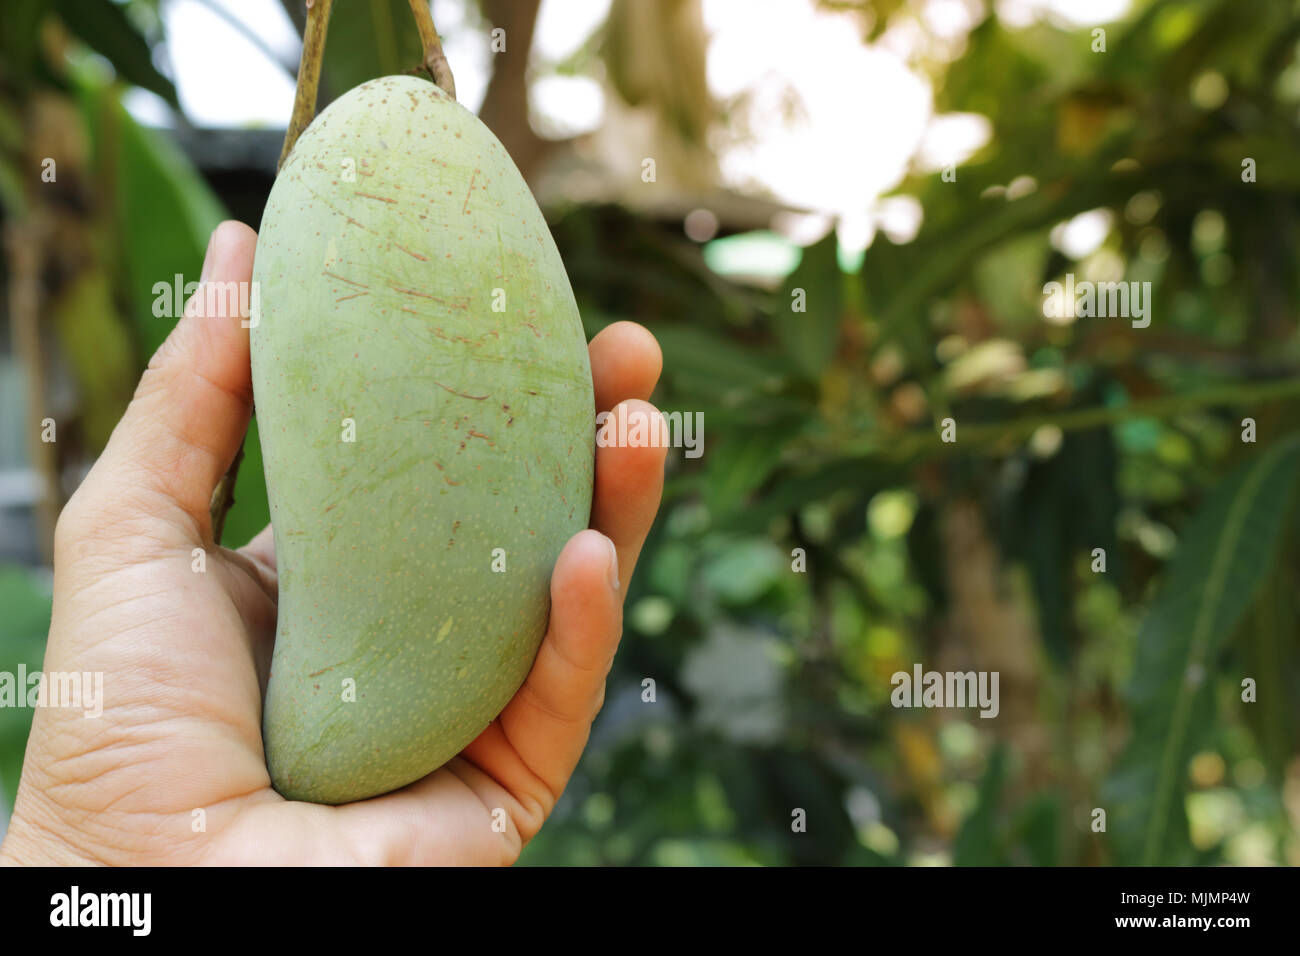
0 221 665 865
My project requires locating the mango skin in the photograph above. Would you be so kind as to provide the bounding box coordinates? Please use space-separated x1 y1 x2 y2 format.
252 76 594 805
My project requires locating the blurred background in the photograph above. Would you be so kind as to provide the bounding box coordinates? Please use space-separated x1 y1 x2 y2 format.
3 0 1300 865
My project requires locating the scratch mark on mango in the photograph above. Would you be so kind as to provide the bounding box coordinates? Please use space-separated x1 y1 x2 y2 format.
324 271 369 289
462 169 478 215
432 381 489 400
393 243 429 261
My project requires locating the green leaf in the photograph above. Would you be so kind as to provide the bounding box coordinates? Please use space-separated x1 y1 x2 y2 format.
863 170 1123 369
1009 794 1061 867
698 540 786 606
75 82 271 542
953 744 1007 866
999 426 1121 664
284 0 425 103
0 566 52 808
109 98 270 543
0 0 45 89
49 265 136 450
729 456 902 535
1106 434 1300 865
653 323 788 397
54 0 180 108
702 425 796 519
221 416 272 549
1238 552 1296 783
75 83 225 361
776 233 842 380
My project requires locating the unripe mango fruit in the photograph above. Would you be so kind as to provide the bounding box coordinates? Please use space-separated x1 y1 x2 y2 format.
252 76 594 805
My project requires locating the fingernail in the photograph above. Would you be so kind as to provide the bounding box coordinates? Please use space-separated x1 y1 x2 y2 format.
604 534 620 592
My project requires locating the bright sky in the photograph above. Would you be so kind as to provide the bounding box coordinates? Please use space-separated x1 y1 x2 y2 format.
129 0 1128 249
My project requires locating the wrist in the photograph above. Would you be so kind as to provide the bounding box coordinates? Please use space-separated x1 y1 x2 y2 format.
0 805 104 866
0 822 41 865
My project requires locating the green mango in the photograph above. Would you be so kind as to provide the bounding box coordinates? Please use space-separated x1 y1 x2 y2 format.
252 76 594 805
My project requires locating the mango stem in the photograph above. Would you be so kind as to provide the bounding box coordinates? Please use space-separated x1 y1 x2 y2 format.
278 0 335 171
209 0 334 545
407 0 457 99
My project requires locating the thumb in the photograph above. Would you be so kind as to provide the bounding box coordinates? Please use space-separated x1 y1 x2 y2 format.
69 221 259 547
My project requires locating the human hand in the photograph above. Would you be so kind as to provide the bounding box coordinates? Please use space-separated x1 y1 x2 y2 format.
0 221 665 865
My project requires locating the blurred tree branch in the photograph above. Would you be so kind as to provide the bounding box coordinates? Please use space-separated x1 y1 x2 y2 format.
5 217 57 564
477 0 552 181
